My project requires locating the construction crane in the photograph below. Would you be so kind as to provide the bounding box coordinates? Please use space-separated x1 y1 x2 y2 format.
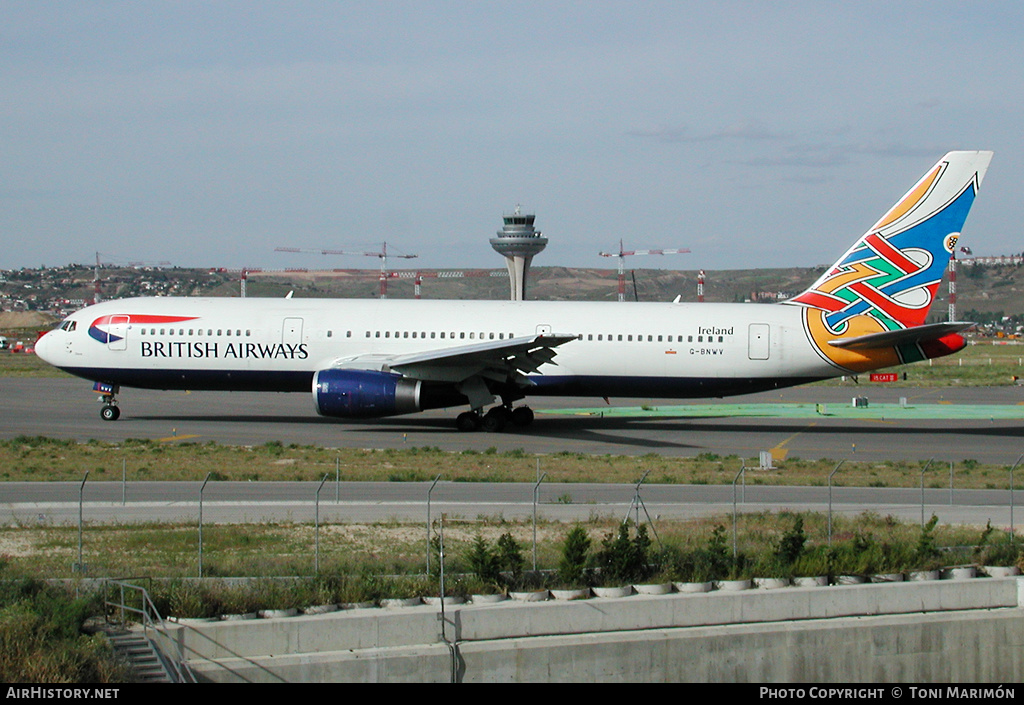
598 240 690 302
275 242 417 299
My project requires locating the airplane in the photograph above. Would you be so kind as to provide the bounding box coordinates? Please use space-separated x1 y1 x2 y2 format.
35 150 993 432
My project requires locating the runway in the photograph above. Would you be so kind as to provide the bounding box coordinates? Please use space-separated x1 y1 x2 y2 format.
3 378 1024 464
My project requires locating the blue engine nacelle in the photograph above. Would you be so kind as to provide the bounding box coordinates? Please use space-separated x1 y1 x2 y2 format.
313 369 422 418
313 369 468 419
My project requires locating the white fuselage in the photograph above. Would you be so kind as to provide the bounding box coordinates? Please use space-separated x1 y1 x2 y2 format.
36 296 837 403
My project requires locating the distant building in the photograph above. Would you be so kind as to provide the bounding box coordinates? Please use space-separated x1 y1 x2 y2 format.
489 206 548 301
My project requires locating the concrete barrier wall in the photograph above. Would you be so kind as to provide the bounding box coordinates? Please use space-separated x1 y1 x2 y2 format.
175 578 1024 683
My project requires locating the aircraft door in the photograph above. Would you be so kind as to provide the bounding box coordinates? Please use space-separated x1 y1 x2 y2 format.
282 317 304 345
108 315 129 352
748 323 770 360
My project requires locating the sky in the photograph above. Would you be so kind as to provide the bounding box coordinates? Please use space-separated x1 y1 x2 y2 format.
2 1 1023 274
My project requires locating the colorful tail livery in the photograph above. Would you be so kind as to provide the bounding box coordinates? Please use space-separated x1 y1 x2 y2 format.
787 150 993 373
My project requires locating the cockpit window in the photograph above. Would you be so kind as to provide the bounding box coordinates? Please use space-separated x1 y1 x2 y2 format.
59 320 77 332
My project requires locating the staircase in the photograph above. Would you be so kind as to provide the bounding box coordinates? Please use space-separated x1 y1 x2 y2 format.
108 630 175 683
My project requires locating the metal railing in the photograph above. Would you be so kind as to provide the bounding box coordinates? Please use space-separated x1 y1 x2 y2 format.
103 578 197 684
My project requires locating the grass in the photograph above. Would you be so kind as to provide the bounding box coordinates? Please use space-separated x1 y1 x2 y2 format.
1 435 1021 490
1 510 1017 588
0 568 130 683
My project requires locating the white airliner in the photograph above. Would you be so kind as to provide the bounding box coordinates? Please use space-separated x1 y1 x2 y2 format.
36 151 993 431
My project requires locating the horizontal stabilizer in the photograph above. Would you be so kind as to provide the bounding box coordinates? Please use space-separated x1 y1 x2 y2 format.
827 322 974 350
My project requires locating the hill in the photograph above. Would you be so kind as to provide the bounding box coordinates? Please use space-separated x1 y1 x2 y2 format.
2 260 1022 336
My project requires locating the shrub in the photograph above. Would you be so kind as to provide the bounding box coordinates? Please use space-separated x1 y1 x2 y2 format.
776 516 807 566
595 522 653 585
495 533 526 588
557 525 592 587
914 514 943 569
0 579 128 683
465 535 502 587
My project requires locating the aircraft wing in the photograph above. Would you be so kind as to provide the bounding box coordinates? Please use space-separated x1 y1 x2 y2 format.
827 322 975 351
326 333 578 384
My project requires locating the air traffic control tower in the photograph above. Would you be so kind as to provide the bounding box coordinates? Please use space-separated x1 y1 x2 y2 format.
490 206 548 301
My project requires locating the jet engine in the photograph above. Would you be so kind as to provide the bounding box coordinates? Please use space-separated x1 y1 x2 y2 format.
313 369 465 418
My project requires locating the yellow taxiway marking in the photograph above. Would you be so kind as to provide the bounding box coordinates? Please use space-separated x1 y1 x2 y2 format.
158 434 201 443
770 422 817 461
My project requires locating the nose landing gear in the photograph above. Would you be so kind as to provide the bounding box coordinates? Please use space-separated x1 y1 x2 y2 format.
94 382 121 421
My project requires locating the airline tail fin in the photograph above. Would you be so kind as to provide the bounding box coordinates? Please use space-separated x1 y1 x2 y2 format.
789 151 993 332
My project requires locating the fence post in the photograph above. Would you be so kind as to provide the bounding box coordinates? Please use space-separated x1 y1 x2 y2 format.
732 463 746 560
199 473 211 578
76 471 89 574
315 474 329 576
920 459 933 528
828 460 845 546
426 475 441 575
533 473 547 572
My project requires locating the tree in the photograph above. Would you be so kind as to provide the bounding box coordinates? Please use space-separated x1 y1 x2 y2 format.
558 525 592 586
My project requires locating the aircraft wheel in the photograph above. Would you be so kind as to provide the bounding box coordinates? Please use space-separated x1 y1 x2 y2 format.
456 411 481 432
481 407 509 433
100 405 120 421
510 406 534 427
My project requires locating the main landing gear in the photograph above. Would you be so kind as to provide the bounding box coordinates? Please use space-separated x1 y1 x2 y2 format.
456 405 534 432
